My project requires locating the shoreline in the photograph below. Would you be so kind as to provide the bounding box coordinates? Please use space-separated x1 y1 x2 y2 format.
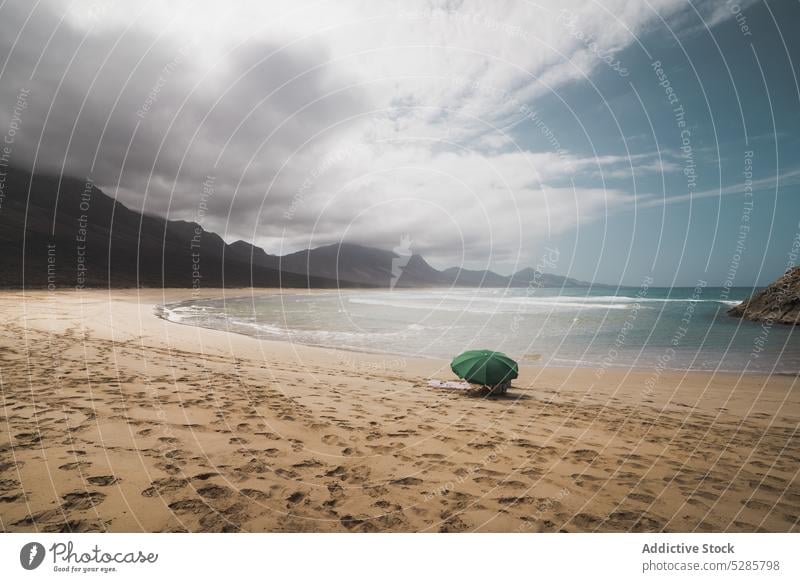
0 288 798 532
152 288 793 377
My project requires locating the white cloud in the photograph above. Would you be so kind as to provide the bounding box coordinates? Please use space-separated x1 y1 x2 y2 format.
0 0 750 269
634 166 800 210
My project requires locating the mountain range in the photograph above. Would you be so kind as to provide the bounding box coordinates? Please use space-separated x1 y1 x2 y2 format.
0 166 594 290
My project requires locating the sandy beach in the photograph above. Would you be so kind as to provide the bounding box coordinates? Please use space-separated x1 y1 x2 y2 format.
0 289 797 533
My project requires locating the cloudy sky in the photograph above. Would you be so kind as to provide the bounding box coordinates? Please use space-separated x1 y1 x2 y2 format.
1 0 798 285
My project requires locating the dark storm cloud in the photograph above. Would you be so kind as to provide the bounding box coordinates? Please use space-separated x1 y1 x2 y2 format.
0 1 366 247
1 0 758 271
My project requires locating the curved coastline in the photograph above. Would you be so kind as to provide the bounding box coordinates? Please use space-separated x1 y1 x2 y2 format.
154 290 799 375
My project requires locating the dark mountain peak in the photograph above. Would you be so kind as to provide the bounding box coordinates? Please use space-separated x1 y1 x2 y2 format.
228 239 270 255
226 239 277 268
405 253 433 268
165 219 203 237
229 239 253 250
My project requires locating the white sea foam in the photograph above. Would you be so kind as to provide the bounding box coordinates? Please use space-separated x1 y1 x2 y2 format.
445 294 741 306
155 289 796 374
347 296 631 311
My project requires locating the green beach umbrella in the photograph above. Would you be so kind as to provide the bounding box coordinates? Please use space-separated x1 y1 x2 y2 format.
450 349 518 386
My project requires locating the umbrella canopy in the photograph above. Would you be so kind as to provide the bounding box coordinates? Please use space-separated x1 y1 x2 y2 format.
450 349 518 386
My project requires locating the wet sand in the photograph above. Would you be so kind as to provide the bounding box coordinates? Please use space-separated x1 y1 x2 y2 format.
0 289 798 532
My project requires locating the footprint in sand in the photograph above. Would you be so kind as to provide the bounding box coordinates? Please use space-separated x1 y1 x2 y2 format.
156 462 183 475
292 459 324 470
568 449 600 463
439 515 469 532
87 475 119 486
62 491 106 511
568 512 604 529
0 461 22 472
390 477 422 486
325 466 346 478
627 492 656 503
339 515 367 530
286 491 305 505
197 484 234 500
275 468 299 479
168 498 210 514
141 477 189 497
495 496 544 507
59 461 92 471
321 434 345 446
14 432 42 446
191 472 220 481
420 453 446 460
742 498 773 511
240 488 271 502
605 510 664 532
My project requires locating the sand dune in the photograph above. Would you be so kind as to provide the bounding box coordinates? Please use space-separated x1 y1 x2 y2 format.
0 289 798 532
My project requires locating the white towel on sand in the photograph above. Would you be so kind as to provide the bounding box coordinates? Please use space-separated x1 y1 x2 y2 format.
427 379 471 391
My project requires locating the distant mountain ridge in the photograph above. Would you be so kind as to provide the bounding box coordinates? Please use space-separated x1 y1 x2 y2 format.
0 167 338 289
275 242 594 288
0 167 597 289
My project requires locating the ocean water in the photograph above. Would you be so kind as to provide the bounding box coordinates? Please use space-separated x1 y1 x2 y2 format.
158 287 800 373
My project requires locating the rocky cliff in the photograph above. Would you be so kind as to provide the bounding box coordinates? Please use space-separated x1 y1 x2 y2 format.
728 266 800 324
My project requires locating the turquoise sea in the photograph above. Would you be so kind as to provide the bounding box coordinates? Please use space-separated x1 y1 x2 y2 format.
159 286 800 373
